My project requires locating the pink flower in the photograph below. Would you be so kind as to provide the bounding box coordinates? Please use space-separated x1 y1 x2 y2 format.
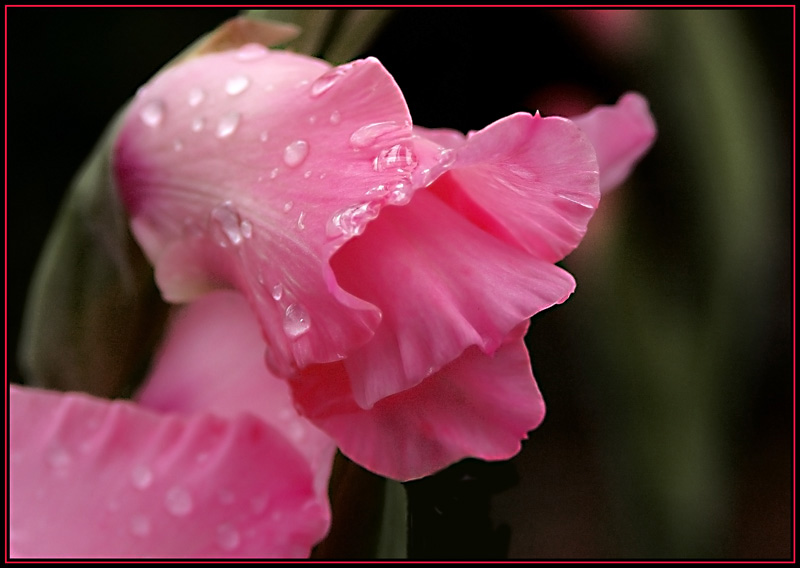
113 45 655 480
10 291 336 558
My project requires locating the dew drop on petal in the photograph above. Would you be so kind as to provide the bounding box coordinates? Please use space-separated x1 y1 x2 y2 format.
272 283 283 301
350 121 408 148
240 220 253 239
329 110 341 124
216 112 241 138
225 74 250 96
165 486 193 517
236 43 269 60
308 115 317 125
191 117 205 132
270 168 279 180
140 100 165 127
326 202 380 238
310 68 346 97
131 465 153 490
130 515 151 537
386 179 412 205
296 211 306 230
373 143 418 173
188 88 205 107
283 140 309 167
217 523 241 551
210 201 243 247
283 201 293 212
284 304 311 338
303 170 312 179
437 148 457 168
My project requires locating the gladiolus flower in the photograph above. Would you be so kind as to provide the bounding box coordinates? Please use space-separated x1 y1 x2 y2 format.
10 291 336 558
113 45 655 480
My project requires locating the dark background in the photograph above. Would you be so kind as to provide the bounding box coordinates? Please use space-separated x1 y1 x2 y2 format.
7 8 794 559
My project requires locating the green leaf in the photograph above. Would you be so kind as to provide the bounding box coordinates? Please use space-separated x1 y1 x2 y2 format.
18 113 169 399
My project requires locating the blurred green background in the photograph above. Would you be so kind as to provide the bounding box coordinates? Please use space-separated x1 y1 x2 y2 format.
7 8 793 559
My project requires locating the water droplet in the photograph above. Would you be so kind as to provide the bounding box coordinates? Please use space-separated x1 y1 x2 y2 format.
283 201 293 212
225 74 250 96
296 211 306 230
217 523 241 551
191 117 205 132
250 494 270 514
240 220 253 239
210 201 243 247
310 67 347 97
283 140 309 167
130 515 151 537
437 148 456 168
308 115 317 125
259 130 269 142
270 168 279 180
47 446 72 474
131 465 153 490
272 283 283 301
188 88 205 107
327 202 380 238
373 143 418 173
386 179 412 205
284 304 311 338
303 170 312 179
140 100 165 127
173 139 184 152
329 110 341 124
319 172 327 180
216 112 241 138
366 184 387 197
165 486 193 516
349 121 407 148
236 43 269 60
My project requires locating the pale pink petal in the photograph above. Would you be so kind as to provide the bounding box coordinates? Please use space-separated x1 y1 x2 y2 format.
413 124 466 149
332 189 575 408
136 290 336 495
291 324 544 481
114 50 442 376
10 385 329 558
429 111 600 264
572 92 657 192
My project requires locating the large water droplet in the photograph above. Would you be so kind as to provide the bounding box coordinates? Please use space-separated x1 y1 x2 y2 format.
165 486 193 516
191 117 205 132
326 202 380 238
140 100 165 127
225 74 250 96
310 68 346 97
236 43 269 60
210 202 243 247
284 304 311 338
130 515 151 537
271 283 283 301
386 179 412 205
216 112 241 138
47 446 72 475
283 140 309 167
349 121 407 148
131 465 153 490
373 143 418 173
217 523 241 551
188 88 205 107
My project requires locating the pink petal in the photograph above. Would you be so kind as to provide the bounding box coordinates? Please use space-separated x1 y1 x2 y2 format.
136 290 336 495
332 189 575 408
429 111 600 264
572 92 657 192
291 324 544 481
413 124 466 149
114 50 442 376
10 385 330 558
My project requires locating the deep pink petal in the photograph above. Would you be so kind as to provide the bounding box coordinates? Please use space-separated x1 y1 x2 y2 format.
332 190 574 408
291 324 544 481
429 112 600 263
572 92 657 192
136 290 336 495
10 385 330 558
114 49 442 376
